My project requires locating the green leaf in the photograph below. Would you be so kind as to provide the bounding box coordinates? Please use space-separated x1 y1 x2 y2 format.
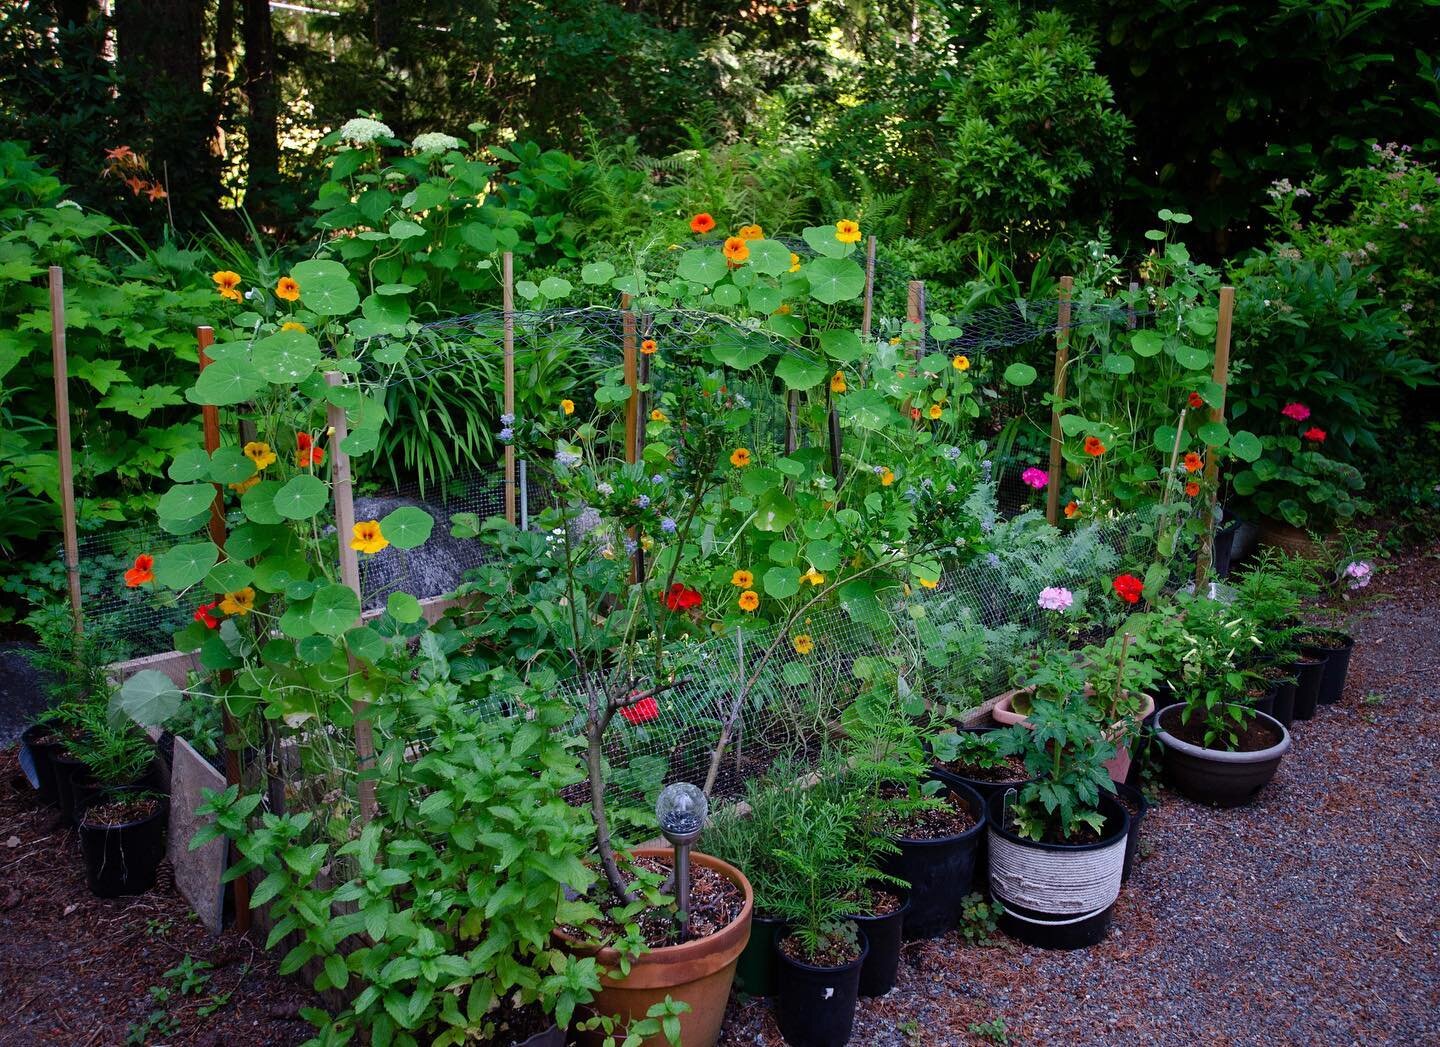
753 489 796 532
206 559 252 593
115 670 184 727
153 542 220 589
273 474 330 520
386 592 422 624
675 248 726 285
1102 354 1135 375
805 257 865 304
190 357 265 406
1130 330 1163 357
224 523 280 560
1197 421 1230 446
762 566 800 599
819 329 864 363
581 261 616 285
747 239 793 277
292 259 360 316
839 578 884 626
346 626 388 665
774 354 827 390
388 220 426 240
712 283 742 307
1003 363 1038 387
252 329 321 383
782 662 812 686
1229 430 1263 462
168 449 211 482
538 276 572 299
298 635 336 665
310 584 361 636
1174 344 1211 370
208 447 256 484
158 484 217 521
341 427 380 457
241 480 284 525
801 225 853 258
380 506 433 549
711 329 773 370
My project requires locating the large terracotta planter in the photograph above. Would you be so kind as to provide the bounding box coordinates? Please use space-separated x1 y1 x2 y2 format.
558 848 752 1047
991 687 1155 783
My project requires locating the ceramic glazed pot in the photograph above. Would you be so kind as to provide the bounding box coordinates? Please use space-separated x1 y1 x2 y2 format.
1154 704 1291 808
558 848 752 1047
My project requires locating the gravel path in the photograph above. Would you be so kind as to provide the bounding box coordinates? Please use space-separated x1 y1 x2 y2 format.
721 552 1440 1046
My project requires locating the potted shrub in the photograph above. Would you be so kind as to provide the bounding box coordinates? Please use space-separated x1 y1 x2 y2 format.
987 696 1129 949
769 790 871 1047
1290 654 1327 721
67 705 159 820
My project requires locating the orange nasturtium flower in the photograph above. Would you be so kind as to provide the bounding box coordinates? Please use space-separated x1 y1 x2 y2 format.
1064 501 1080 519
800 567 825 586
791 634 814 656
952 355 970 371
212 270 242 303
1083 436 1107 457
729 447 752 468
124 554 154 588
296 432 325 468
928 403 943 420
229 474 261 494
275 275 301 302
1183 451 1204 473
1185 481 1202 497
731 569 754 588
641 339 658 355
280 321 306 333
650 409 667 423
880 468 895 487
835 219 861 244
243 441 277 470
788 252 801 273
690 213 716 234
737 590 760 612
737 224 764 241
351 520 390 555
560 399 575 416
722 236 750 265
918 576 939 590
830 371 847 394
219 587 256 616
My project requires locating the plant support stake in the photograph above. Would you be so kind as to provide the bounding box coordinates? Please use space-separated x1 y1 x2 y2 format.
502 251 517 526
49 267 83 635
1196 286 1236 589
1046 276 1074 525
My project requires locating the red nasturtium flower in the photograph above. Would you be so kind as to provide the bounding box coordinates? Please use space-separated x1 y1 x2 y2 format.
1303 426 1327 443
909 406 922 421
296 432 325 468
1112 573 1144 604
1064 501 1079 519
194 601 221 629
1188 391 1205 409
1083 436 1106 457
1183 451 1204 473
621 695 660 726
124 554 154 588
663 583 702 612
1185 481 1201 497
689 213 716 234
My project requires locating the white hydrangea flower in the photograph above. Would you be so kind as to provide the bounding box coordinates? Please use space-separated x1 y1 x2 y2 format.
337 117 395 146
411 132 464 155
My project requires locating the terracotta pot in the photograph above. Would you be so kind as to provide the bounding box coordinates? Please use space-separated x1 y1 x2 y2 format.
557 848 752 1047
1254 518 1334 560
990 687 1155 783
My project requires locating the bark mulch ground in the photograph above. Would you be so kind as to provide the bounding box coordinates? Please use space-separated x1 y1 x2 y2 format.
721 550 1440 1046
2 553 1436 1046
0 749 315 1046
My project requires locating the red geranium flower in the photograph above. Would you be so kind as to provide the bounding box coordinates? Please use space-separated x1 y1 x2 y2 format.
1302 426 1326 443
663 583 702 612
194 601 221 629
1112 573 1144 604
1188 391 1205 409
1281 402 1310 422
621 696 660 725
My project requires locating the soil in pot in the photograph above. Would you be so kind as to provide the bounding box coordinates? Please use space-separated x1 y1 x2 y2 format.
880 778 984 939
773 928 868 1047
558 849 752 1047
845 889 909 997
486 997 564 1047
1291 657 1326 721
77 790 168 898
1301 630 1354 705
1161 706 1282 752
1243 685 1277 718
733 912 783 997
1112 782 1148 883
1155 704 1291 808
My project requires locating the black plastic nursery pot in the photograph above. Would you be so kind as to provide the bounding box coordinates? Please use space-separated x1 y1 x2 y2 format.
881 777 986 939
849 893 910 998
986 791 1129 950
1213 517 1242 578
516 1025 564 1047
77 789 168 898
1303 632 1354 705
52 750 90 823
773 930 869 1047
1291 657 1326 721
1270 677 1298 727
1112 782 1149 884
1154 704 1291 808
19 725 63 805
733 913 784 997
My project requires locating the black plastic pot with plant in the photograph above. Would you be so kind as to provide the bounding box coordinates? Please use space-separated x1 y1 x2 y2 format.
881 775 985 939
847 887 909 998
77 788 169 898
1290 655 1327 721
774 926 869 1047
19 723 63 805
1301 629 1354 705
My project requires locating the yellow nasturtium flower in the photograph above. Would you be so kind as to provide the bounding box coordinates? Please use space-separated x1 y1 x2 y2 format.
351 520 389 555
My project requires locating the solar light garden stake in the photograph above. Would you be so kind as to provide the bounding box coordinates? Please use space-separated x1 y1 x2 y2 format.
656 782 708 938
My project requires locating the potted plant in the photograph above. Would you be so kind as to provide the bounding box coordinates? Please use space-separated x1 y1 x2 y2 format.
67 704 159 820
987 696 1129 949
1300 627 1355 706
78 786 169 898
769 790 872 1047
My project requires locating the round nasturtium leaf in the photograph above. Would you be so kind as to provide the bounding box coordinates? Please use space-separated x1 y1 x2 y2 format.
380 506 434 549
775 354 828 391
208 447 257 485
581 261 616 285
241 480 284 525
168 449 211 482
153 542 220 590
158 483 217 521
291 259 360 316
253 329 321 383
190 356 266 406
1003 363 1038 387
747 239 794 277
273 474 330 520
676 248 727 285
386 591 423 624
310 583 361 635
804 257 865 304
1229 430 1263 462
117 670 184 727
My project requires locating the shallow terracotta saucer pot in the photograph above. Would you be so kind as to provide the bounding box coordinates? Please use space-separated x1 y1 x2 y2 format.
991 686 1155 783
556 847 753 1047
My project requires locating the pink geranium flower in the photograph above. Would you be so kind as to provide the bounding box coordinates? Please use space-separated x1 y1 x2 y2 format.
1021 467 1049 490
1281 402 1311 422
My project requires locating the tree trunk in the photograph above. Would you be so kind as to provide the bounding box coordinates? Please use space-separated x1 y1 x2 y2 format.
212 0 237 159
241 0 279 212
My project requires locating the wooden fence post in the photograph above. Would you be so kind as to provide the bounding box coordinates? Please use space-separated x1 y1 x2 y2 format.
196 325 251 930
49 267 83 635
621 294 638 464
1195 286 1236 589
1045 276 1074 525
325 371 376 824
502 252 517 526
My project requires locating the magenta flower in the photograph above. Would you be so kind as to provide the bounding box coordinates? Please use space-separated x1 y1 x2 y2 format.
1021 467 1049 490
1281 402 1311 422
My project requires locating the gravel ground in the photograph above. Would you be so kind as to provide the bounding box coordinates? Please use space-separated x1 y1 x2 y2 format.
721 551 1440 1046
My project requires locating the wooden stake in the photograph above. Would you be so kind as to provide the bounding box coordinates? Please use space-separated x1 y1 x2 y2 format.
860 236 877 338
325 371 376 824
785 390 799 456
196 325 250 931
1127 279 1139 330
1045 276 1074 525
621 294 638 464
49 269 83 635
502 252 517 526
1196 286 1236 589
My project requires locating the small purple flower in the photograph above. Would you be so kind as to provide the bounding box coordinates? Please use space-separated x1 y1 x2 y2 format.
651 474 666 485
945 445 962 461
500 413 514 426
661 517 677 534
596 481 614 496
981 460 993 482
556 449 581 468
498 427 514 443
1343 561 1373 590
984 552 1000 567
635 494 651 508
1037 586 1074 612
624 536 638 555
